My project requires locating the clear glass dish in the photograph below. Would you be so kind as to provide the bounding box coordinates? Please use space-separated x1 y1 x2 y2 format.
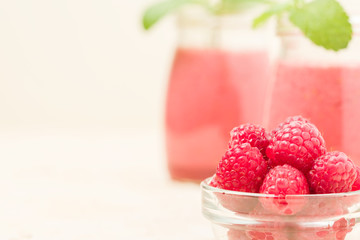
201 177 360 240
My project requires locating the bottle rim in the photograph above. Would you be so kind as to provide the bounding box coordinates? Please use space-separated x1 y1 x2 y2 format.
176 5 265 29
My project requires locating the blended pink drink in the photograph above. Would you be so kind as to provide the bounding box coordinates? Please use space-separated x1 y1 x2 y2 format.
268 61 360 165
166 48 269 181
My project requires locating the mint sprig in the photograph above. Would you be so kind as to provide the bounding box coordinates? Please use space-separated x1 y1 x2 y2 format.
290 0 352 51
254 0 352 51
142 0 206 30
143 0 353 51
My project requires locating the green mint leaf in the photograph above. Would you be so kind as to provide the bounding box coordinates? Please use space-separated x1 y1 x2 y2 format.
289 0 352 51
252 2 292 28
142 0 205 30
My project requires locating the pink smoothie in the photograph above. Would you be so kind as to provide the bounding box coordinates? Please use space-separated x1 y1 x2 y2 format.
268 62 360 165
166 47 269 181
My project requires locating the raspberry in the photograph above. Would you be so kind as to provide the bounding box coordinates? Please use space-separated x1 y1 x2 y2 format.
298 198 346 218
227 229 250 240
247 230 289 240
272 115 310 134
245 204 290 240
215 192 258 214
211 176 257 214
259 164 309 215
296 217 355 240
229 124 271 159
213 143 268 192
260 164 309 195
308 151 357 194
209 176 218 188
266 120 326 173
293 199 354 240
352 166 360 191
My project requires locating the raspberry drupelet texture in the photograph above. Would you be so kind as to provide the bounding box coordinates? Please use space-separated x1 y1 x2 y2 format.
213 143 268 192
272 115 310 134
308 151 357 194
229 123 271 159
266 120 326 174
260 164 309 195
260 164 309 215
209 177 218 188
352 166 360 191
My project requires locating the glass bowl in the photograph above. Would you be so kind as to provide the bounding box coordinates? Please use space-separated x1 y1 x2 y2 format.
201 177 360 240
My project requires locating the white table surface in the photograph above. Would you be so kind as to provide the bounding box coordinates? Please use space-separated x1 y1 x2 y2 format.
0 128 214 240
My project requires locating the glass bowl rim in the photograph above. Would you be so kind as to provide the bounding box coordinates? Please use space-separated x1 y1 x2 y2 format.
201 177 360 199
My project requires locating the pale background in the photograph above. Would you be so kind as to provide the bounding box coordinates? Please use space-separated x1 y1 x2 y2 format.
0 1 205 239
0 0 359 239
0 0 175 131
0 0 358 131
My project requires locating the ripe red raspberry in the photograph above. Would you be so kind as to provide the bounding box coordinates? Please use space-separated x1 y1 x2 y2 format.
308 151 357 194
352 166 360 191
232 228 288 240
298 198 346 218
227 229 250 240
213 143 268 192
296 217 355 240
260 164 309 195
210 175 258 213
229 124 271 159
295 199 354 240
266 120 326 174
247 230 289 240
209 176 218 188
272 115 310 134
245 204 290 240
259 164 309 215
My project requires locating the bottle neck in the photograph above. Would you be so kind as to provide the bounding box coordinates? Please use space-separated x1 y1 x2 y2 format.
176 6 270 51
277 16 360 66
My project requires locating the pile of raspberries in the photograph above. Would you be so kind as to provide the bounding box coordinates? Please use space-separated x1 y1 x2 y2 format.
210 116 360 196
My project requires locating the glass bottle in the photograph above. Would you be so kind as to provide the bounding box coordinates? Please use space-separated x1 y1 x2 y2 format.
166 7 271 181
266 16 360 165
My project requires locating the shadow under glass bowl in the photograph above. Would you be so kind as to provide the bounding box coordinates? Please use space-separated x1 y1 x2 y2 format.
201 177 360 240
